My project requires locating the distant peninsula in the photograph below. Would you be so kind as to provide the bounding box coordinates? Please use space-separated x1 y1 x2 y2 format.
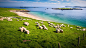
52 8 83 10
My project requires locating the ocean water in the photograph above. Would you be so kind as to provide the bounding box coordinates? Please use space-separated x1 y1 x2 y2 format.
8 7 86 27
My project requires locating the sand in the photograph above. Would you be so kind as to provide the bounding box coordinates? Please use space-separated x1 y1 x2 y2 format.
11 11 49 21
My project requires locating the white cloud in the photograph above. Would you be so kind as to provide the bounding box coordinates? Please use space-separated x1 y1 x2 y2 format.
62 0 63 1
66 0 69 1
50 0 57 1
57 1 60 2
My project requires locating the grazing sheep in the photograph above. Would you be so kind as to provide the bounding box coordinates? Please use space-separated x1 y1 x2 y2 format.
47 22 50 24
70 27 73 29
56 28 60 33
76 26 81 28
41 22 43 24
35 22 38 24
7 19 12 21
42 25 45 28
23 28 27 32
54 26 57 28
23 19 26 20
49 24 53 27
77 29 79 30
19 27 23 32
68 25 69 27
24 22 29 26
25 30 29 34
57 25 60 28
60 29 63 33
44 27 48 30
39 26 43 29
0 18 3 21
36 23 40 27
82 28 86 31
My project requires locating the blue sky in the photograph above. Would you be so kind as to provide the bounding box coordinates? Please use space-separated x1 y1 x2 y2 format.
0 0 86 7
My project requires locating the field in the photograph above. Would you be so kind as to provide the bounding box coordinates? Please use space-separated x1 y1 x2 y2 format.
0 8 86 48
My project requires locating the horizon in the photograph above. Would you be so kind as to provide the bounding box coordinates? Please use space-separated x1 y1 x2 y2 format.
0 0 86 8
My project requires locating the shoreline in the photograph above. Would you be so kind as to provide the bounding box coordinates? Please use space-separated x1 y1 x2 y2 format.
11 10 50 21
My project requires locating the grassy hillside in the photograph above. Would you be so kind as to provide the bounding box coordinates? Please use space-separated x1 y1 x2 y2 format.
0 8 86 48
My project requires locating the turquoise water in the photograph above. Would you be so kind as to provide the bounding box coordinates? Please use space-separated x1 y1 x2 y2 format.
12 7 86 27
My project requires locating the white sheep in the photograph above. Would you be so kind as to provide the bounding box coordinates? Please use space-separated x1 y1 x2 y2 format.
68 25 69 27
47 22 50 24
19 27 23 32
39 26 43 29
56 28 60 33
82 28 86 31
24 22 29 26
70 27 72 28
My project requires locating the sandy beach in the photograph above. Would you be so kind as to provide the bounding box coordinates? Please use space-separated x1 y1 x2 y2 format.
11 11 49 21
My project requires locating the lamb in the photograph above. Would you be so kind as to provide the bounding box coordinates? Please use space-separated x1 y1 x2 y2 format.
24 22 29 26
39 26 43 29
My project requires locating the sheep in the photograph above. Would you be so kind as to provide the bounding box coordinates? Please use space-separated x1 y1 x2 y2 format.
35 22 38 24
39 26 43 29
54 26 57 28
57 25 60 28
7 19 12 21
68 25 69 27
25 30 29 34
19 27 23 32
44 27 48 30
0 18 3 21
60 29 63 33
47 22 50 24
63 25 66 27
24 22 29 26
76 26 81 28
49 24 53 27
77 29 79 30
82 28 86 31
23 19 26 20
36 23 40 27
41 22 43 24
70 27 73 29
56 28 60 33
42 25 45 28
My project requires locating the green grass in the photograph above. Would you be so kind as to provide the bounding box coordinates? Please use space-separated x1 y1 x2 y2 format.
0 8 86 48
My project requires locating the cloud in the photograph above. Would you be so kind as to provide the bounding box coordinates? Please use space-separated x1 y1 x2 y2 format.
50 0 57 1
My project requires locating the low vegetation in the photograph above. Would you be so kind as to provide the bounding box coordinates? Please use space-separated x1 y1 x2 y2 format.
0 8 86 48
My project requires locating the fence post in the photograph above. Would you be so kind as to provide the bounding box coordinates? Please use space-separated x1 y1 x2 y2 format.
58 43 61 48
78 36 80 46
83 33 85 40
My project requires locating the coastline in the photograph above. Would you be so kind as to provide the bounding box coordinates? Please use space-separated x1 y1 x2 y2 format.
11 11 50 21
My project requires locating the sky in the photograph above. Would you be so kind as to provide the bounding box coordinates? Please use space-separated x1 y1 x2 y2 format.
0 0 86 7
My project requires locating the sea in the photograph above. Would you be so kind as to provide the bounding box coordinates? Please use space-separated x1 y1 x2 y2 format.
4 7 86 27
